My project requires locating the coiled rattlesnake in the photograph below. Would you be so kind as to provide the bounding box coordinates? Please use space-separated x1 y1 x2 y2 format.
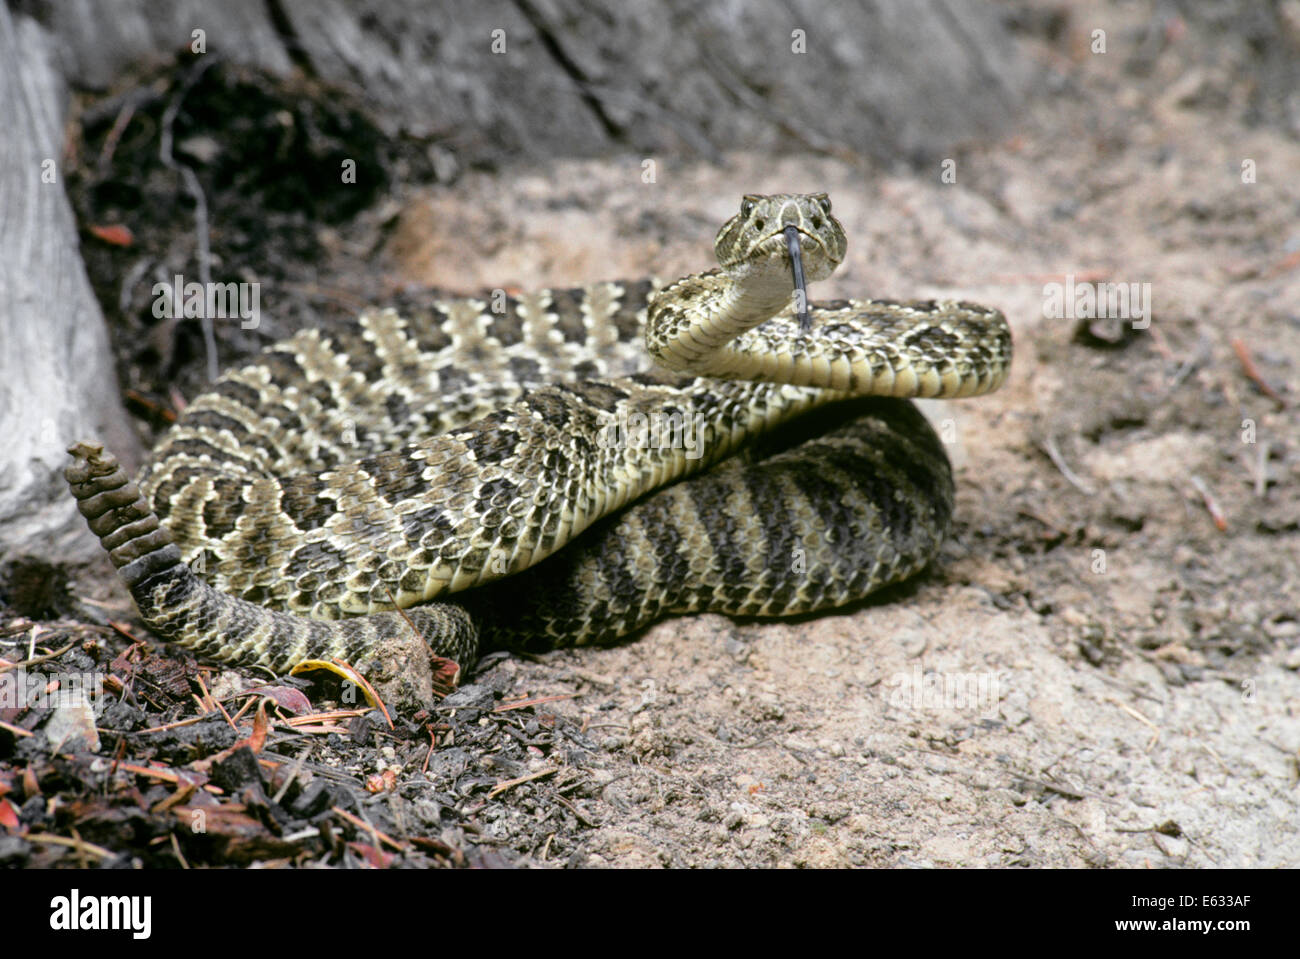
66 193 1011 690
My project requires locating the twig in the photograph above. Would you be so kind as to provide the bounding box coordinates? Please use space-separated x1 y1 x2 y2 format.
1200 741 1231 775
1188 475 1228 532
283 708 370 726
272 745 313 805
96 99 137 171
107 735 128 778
115 762 218 795
123 388 179 424
422 726 438 775
1042 434 1096 495
192 672 215 713
197 671 239 730
0 640 78 673
168 831 191 869
1164 334 1210 392
1230 338 1286 407
25 833 116 860
1007 771 1094 801
488 766 559 799
136 711 232 735
226 695 255 726
553 792 596 827
279 722 351 735
494 693 577 712
1039 781 1089 801
1017 508 1072 540
1110 697 1161 751
330 805 407 852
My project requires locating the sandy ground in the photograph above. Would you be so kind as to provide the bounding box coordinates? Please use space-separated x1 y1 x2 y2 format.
373 60 1300 867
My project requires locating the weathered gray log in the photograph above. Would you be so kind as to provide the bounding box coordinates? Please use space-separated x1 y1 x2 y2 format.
40 0 1033 164
0 7 142 563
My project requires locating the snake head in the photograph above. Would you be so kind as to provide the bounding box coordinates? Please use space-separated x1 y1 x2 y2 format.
714 193 846 281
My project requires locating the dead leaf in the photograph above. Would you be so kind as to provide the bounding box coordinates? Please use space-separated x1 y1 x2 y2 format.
88 223 134 246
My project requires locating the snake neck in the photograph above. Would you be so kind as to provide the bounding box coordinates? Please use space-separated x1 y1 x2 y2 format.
647 258 1013 399
646 264 795 374
719 262 802 334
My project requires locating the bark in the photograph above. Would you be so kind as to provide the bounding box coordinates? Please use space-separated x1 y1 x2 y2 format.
0 6 141 563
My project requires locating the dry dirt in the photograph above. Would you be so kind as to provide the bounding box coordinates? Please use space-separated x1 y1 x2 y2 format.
374 34 1300 867
370 84 1300 865
4 4 1299 868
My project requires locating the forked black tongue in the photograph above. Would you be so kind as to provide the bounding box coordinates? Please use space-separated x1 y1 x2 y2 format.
784 226 811 332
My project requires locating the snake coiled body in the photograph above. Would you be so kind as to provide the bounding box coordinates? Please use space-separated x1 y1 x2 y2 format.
67 194 1011 679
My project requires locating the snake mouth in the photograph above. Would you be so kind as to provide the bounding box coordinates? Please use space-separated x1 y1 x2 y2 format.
756 224 840 270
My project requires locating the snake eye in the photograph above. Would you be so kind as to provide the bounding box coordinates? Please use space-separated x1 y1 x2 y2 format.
740 195 760 218
816 194 832 215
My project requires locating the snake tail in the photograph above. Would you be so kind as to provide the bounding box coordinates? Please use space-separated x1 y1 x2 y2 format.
64 442 479 675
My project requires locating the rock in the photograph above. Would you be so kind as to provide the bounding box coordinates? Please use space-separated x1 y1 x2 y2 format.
42 695 101 753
